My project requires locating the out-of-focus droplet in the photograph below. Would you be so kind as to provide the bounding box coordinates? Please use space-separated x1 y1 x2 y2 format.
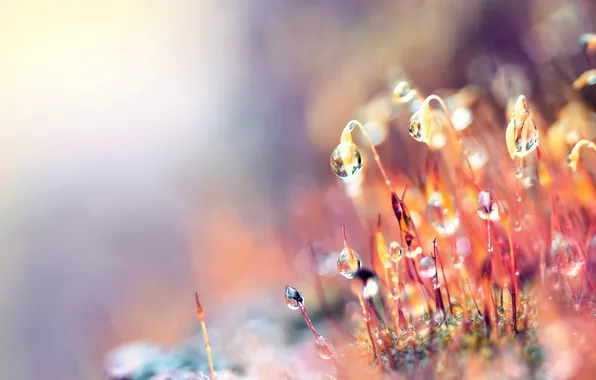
387 241 403 263
452 252 464 268
551 234 585 278
515 167 523 179
406 246 423 258
426 192 460 236
430 131 447 150
409 109 432 144
337 247 362 279
105 343 163 380
573 69 596 91
285 285 304 310
580 33 596 53
419 256 436 278
463 139 488 170
360 121 388 146
352 268 380 298
151 371 206 380
477 189 499 221
456 235 471 256
452 107 473 131
393 81 418 104
314 336 334 359
330 142 363 178
563 259 584 277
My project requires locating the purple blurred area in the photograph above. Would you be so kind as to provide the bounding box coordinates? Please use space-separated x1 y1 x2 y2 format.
0 0 595 379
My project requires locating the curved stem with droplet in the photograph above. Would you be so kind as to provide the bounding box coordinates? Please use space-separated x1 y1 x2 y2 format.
341 120 397 195
568 139 596 172
421 95 478 185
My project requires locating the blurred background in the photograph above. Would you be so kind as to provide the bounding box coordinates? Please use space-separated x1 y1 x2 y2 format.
0 0 595 379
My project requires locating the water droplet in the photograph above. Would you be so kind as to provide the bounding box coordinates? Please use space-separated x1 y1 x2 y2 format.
393 81 417 104
516 192 522 203
427 192 460 236
456 235 471 256
391 287 400 301
330 142 363 178
150 371 206 380
387 241 403 262
337 247 362 279
487 244 493 253
514 221 521 232
285 285 304 310
564 260 584 277
452 107 473 131
507 115 539 158
406 246 422 258
573 69 596 91
314 336 334 359
515 167 523 179
452 252 464 268
419 256 436 278
463 138 488 170
477 189 499 221
408 109 431 144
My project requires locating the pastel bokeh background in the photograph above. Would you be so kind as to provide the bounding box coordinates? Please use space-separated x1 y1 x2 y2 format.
0 0 595 379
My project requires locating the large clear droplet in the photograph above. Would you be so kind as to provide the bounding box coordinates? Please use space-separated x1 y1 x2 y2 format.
330 142 363 178
426 193 460 236
314 336 334 359
419 256 436 278
477 189 499 221
285 285 304 310
408 110 431 144
337 247 361 279
507 116 539 158
393 81 417 104
387 241 403 263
